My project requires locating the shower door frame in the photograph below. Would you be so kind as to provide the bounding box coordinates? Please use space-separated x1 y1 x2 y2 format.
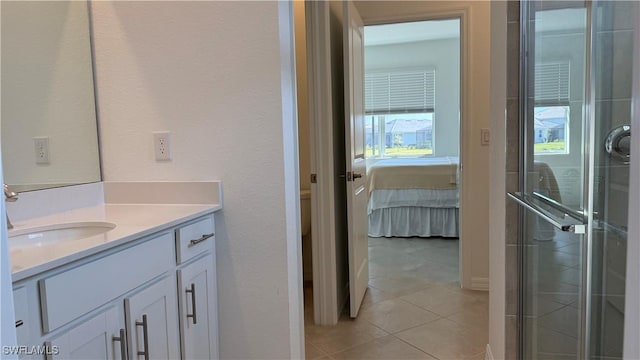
517 1 594 358
623 3 640 358
518 1 640 358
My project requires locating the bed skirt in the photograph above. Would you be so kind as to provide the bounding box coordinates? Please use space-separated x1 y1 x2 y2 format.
368 207 459 238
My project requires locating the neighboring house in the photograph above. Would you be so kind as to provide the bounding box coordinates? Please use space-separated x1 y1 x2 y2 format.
365 117 433 149
533 106 567 143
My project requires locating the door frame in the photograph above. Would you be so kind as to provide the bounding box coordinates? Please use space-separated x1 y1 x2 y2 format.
306 0 341 325
623 2 640 357
307 2 478 325
349 6 474 289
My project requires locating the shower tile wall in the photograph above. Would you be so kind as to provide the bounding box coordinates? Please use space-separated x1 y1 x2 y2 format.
505 1 521 359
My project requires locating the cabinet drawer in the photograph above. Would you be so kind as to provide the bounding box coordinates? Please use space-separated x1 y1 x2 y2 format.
39 232 173 333
176 215 214 264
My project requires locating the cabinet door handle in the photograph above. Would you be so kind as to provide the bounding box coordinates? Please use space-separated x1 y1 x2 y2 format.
188 233 214 247
44 341 53 360
112 328 127 360
135 314 150 360
185 283 198 324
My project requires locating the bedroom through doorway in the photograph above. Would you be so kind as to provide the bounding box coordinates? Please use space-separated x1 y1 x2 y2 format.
362 18 469 309
303 3 492 356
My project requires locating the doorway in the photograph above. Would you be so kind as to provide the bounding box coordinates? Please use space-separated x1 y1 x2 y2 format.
363 19 463 294
300 3 490 357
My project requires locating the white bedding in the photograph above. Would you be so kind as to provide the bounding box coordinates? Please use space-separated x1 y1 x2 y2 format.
368 188 459 214
369 207 459 238
367 157 460 238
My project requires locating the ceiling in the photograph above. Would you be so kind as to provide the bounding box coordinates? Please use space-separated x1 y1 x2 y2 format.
363 7 585 48
364 19 460 47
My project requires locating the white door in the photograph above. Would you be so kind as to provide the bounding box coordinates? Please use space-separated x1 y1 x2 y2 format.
178 255 218 360
343 1 368 318
125 275 180 360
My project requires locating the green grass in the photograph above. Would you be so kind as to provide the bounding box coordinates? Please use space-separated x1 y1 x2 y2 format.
534 141 566 153
366 146 433 157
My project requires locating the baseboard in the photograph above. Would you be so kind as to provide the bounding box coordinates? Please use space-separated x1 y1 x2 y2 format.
485 344 494 360
471 277 490 291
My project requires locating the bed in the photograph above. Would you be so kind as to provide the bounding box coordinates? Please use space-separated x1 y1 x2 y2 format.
367 157 460 238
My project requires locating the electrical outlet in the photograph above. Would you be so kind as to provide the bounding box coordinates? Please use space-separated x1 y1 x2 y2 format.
34 136 50 164
153 131 172 161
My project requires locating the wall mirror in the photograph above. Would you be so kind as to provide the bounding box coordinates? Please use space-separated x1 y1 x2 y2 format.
1 1 101 192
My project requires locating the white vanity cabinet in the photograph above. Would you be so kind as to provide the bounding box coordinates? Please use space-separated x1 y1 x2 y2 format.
176 214 218 360
125 275 180 360
12 213 218 360
178 255 218 359
48 306 124 360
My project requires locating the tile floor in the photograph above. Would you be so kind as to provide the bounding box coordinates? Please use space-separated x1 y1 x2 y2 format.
304 237 489 360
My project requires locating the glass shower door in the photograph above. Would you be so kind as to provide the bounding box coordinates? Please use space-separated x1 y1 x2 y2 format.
514 3 589 358
588 1 634 358
513 1 636 359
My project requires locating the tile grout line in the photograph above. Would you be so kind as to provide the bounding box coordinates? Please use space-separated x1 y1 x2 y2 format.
390 333 443 360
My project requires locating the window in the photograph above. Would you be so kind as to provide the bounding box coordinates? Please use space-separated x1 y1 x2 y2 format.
534 63 570 154
365 70 435 158
533 106 570 154
365 114 433 157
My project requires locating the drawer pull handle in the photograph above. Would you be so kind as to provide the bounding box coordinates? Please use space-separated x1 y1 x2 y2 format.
136 314 150 360
186 283 198 325
15 319 23 327
188 233 214 247
112 328 127 360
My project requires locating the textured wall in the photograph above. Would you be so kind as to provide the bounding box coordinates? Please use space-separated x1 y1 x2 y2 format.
91 2 302 358
488 1 507 358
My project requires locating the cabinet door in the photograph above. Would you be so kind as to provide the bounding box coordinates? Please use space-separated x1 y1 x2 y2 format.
49 306 125 360
125 275 180 360
178 255 218 359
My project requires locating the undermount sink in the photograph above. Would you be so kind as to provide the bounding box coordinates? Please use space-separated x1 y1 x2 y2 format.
9 222 116 249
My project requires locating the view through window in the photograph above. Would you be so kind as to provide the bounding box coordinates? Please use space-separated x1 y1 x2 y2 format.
365 113 434 157
533 106 570 154
364 18 460 159
533 62 571 155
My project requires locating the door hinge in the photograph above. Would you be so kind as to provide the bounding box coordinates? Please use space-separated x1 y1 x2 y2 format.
310 173 317 184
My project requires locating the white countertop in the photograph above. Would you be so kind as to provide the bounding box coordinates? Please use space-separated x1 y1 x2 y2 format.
10 203 222 282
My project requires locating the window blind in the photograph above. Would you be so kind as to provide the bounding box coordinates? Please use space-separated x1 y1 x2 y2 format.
365 70 435 114
535 62 570 105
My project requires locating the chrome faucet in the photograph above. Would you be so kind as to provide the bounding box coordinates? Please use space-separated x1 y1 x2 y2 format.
4 184 18 229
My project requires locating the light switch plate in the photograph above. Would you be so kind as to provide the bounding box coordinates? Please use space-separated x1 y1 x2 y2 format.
481 128 490 145
34 136 50 164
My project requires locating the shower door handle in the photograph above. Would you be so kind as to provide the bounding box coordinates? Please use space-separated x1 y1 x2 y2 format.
507 192 586 234
605 125 631 164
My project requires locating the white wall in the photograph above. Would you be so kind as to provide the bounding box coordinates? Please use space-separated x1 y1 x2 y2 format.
355 1 492 289
365 37 460 157
294 1 311 192
1 1 100 190
488 1 507 358
90 2 302 358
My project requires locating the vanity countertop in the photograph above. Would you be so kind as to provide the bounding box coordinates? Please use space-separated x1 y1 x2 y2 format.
10 202 222 282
